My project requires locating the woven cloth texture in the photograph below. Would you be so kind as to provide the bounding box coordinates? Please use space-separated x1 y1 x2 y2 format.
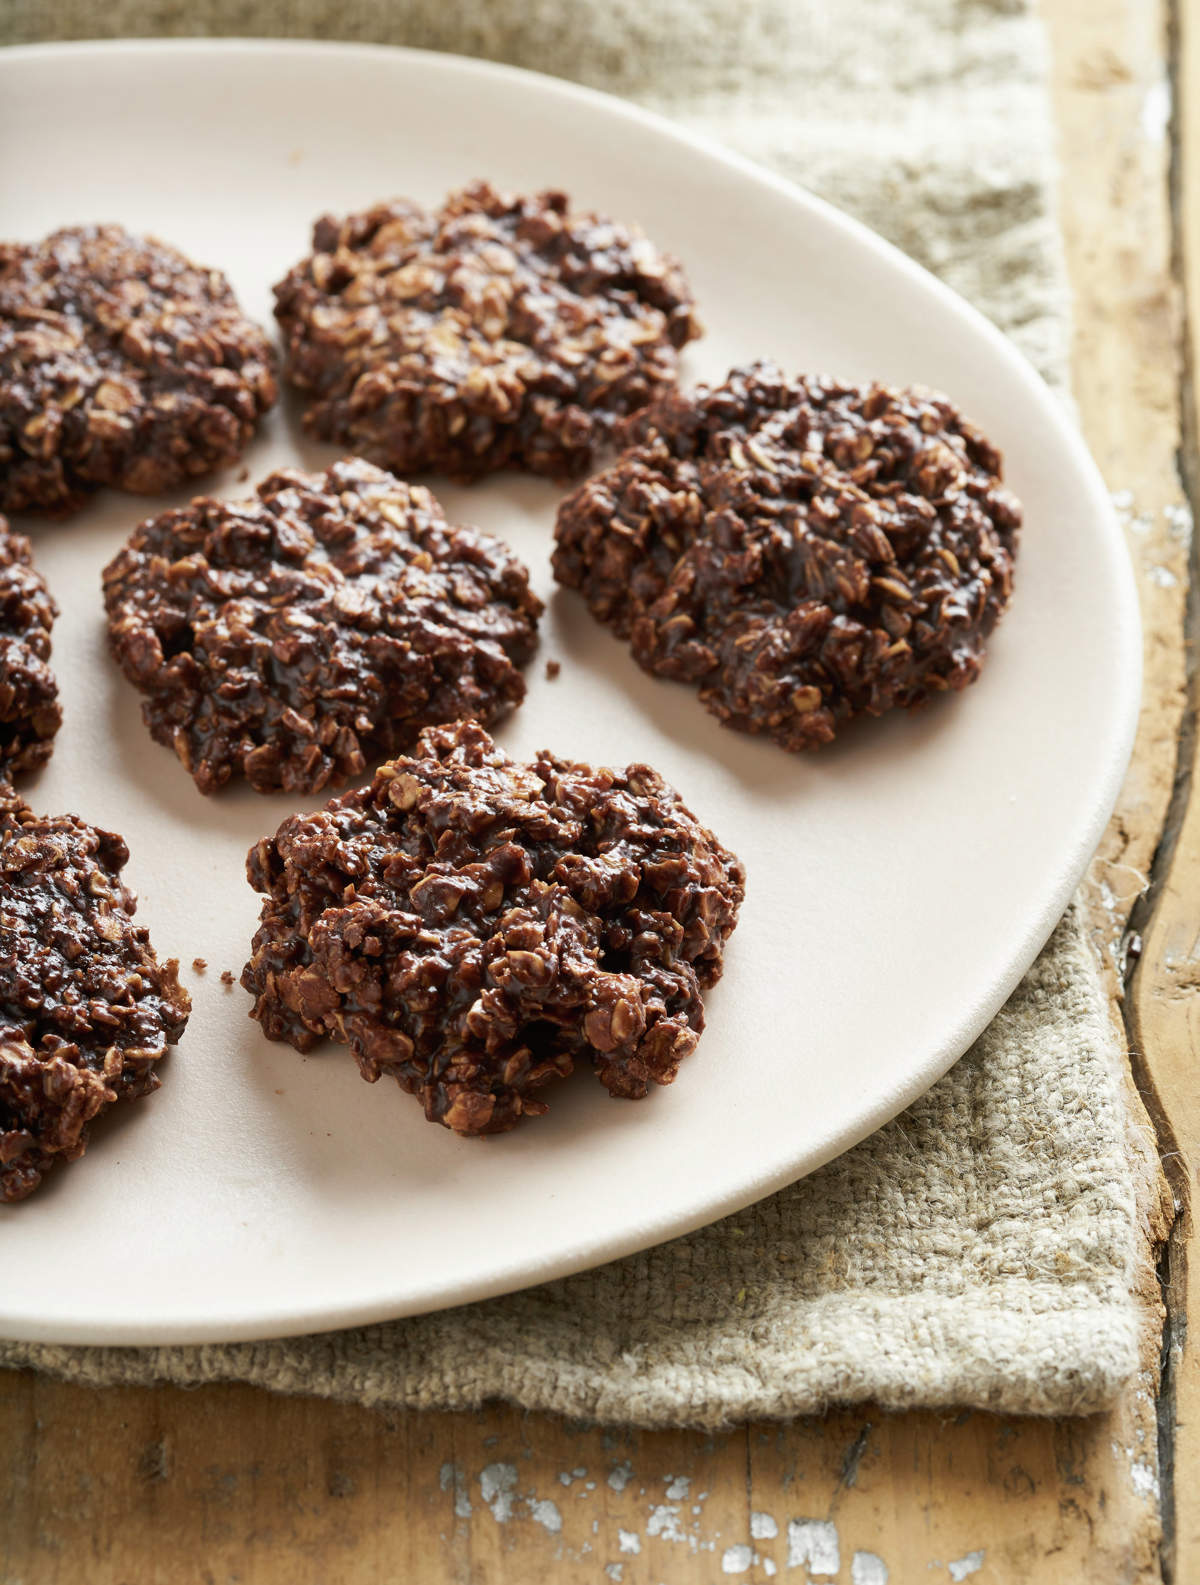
0 0 1150 1426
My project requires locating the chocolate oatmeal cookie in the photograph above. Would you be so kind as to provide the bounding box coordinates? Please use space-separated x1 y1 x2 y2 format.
272 181 700 482
552 363 1022 750
243 721 743 1135
0 521 60 778
0 225 277 514
0 790 190 1201
103 459 542 796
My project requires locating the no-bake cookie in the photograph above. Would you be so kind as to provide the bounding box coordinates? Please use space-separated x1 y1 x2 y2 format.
0 790 190 1201
273 181 700 482
242 721 744 1135
0 224 276 514
0 521 60 778
103 459 542 795
552 363 1021 750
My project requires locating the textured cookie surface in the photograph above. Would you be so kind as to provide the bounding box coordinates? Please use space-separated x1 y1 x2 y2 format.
243 721 744 1135
0 225 276 514
103 459 542 795
0 791 190 1202
552 363 1021 750
273 181 700 482
0 520 60 778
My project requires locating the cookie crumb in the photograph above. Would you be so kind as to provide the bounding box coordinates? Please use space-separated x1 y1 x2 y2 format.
192 957 207 973
545 658 561 680
220 969 235 986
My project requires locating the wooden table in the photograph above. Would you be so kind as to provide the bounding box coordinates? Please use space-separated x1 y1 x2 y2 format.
2 2 1197 1578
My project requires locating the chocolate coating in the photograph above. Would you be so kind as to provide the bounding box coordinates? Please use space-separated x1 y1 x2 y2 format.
553 363 1021 750
0 521 60 778
273 181 701 482
243 721 744 1135
0 224 276 514
0 791 190 1202
103 459 542 795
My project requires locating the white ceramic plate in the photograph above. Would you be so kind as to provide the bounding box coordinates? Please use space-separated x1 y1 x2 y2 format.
0 40 1139 1344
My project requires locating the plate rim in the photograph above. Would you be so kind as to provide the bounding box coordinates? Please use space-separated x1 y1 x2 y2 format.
0 36 1144 1344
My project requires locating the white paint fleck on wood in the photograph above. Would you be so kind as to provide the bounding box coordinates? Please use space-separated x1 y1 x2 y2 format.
787 1519 840 1575
646 1504 687 1543
528 1497 562 1534
948 1550 985 1581
479 1462 519 1523
851 1550 889 1584
438 1460 473 1519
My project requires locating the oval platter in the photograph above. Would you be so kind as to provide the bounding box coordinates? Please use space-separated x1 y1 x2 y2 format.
0 40 1139 1342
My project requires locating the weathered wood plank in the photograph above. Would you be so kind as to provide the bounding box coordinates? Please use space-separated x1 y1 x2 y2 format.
1124 0 1200 1578
0 1379 1172 1583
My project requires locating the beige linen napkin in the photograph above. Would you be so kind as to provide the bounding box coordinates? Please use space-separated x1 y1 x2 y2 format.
0 0 1154 1426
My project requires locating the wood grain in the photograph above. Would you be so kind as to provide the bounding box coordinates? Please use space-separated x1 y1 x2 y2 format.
1124 0 1200 1578
0 1 1191 1579
0 1381 1180 1583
